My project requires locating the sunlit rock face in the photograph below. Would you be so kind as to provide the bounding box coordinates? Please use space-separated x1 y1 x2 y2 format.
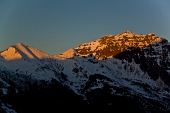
68 31 170 85
1 46 22 61
74 31 164 59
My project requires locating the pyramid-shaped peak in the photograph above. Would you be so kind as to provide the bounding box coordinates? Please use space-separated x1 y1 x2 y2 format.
1 42 53 61
14 42 28 47
12 43 30 53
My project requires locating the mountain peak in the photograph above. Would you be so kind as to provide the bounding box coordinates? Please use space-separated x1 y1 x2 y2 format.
117 30 136 37
74 31 167 60
15 42 25 45
55 48 80 59
123 30 134 34
14 42 27 47
0 42 53 61
12 42 28 50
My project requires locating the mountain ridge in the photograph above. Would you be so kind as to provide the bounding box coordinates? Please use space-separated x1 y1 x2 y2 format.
1 31 169 82
74 30 166 60
0 30 166 60
0 31 170 112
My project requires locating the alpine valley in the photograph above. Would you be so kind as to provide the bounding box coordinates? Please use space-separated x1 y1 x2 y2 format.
0 31 170 113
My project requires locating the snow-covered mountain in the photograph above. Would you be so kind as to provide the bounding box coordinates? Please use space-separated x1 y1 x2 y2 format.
1 42 53 61
57 30 170 85
0 31 170 112
0 43 59 81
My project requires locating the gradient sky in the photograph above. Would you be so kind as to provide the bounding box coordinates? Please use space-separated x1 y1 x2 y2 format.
0 0 170 55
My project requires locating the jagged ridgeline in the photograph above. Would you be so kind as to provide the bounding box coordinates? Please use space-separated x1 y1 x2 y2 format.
75 31 167 59
0 31 170 112
74 31 170 84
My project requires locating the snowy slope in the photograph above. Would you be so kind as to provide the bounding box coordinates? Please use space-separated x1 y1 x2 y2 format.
0 43 58 80
58 56 170 98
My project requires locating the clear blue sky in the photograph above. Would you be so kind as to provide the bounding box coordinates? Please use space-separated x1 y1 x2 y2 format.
0 0 170 55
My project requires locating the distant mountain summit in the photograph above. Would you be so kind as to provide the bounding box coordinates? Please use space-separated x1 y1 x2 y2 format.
73 30 165 60
55 48 80 59
1 42 53 61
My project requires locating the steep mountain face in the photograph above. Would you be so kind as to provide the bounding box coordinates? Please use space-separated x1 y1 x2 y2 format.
72 31 170 86
0 31 170 112
74 31 164 59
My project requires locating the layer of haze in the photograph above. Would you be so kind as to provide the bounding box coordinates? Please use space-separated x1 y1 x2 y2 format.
0 0 170 55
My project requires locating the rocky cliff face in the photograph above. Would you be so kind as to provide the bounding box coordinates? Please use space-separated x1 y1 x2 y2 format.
75 31 164 58
72 31 170 86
